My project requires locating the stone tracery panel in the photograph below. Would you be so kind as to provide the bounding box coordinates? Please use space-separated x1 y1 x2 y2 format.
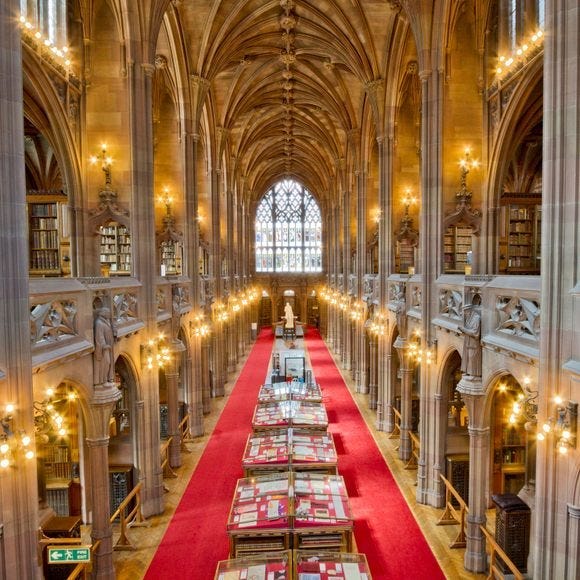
30 300 77 344
495 296 540 340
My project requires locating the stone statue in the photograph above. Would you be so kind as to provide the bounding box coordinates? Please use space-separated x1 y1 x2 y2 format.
284 301 295 328
94 307 115 385
394 289 407 339
458 297 482 377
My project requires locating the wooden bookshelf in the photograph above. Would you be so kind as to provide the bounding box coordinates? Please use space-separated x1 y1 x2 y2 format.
160 239 183 275
99 221 132 275
443 224 473 273
28 196 64 275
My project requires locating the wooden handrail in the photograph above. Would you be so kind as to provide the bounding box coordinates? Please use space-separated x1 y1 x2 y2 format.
480 525 524 580
66 540 101 580
178 414 193 452
388 407 402 450
437 474 469 548
160 436 177 478
110 482 150 551
405 431 420 470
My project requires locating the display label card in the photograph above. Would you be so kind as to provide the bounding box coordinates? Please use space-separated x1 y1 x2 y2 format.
246 564 266 580
343 563 362 580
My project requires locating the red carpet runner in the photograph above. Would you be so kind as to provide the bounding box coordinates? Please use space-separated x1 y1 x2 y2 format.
144 328 275 580
305 328 445 579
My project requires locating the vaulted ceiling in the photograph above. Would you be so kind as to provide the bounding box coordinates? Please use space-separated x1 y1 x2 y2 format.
178 0 401 203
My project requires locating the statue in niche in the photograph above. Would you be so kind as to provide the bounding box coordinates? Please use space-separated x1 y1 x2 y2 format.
94 307 115 385
458 294 482 377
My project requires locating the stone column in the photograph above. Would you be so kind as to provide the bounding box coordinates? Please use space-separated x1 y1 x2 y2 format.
165 339 185 468
0 5 39 578
127 58 164 517
431 391 446 507
395 333 413 461
535 4 580 577
183 131 204 436
377 345 390 430
201 332 211 414
460 390 488 573
368 333 378 408
87 384 122 578
566 504 580 579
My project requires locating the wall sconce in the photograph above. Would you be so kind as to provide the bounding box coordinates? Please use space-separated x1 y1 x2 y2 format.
190 314 210 338
90 144 113 187
141 333 172 371
402 188 418 210
1 404 34 469
508 377 538 426
496 29 543 77
158 187 174 215
371 208 382 224
18 15 71 68
33 387 78 443
537 396 577 454
365 311 387 337
406 330 436 365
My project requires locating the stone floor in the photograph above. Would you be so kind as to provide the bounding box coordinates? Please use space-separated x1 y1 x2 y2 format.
113 336 487 579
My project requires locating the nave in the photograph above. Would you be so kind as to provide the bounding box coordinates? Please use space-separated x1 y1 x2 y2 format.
114 329 482 579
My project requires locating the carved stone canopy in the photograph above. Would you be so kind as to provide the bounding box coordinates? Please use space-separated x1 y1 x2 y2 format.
89 185 130 233
443 163 482 234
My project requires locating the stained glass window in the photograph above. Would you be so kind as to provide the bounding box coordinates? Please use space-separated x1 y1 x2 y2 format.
255 179 322 273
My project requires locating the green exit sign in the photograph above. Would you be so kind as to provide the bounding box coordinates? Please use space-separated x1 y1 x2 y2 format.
48 546 91 564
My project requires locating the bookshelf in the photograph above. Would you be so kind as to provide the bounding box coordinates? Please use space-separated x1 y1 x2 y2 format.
28 196 64 275
99 221 132 275
492 392 527 495
396 239 415 274
443 225 473 273
501 204 541 274
160 240 183 276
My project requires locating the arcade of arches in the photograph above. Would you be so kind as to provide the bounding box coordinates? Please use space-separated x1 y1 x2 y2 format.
1 0 580 578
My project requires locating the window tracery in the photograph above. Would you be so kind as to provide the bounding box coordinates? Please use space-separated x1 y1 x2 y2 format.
255 179 322 273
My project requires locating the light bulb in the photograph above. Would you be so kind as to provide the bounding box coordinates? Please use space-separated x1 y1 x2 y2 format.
0 458 9 468
58 428 66 437
558 443 568 454
554 395 563 406
537 432 545 441
25 450 34 460
21 435 31 446
0 443 9 454
542 422 551 433
562 430 571 440
5 403 15 414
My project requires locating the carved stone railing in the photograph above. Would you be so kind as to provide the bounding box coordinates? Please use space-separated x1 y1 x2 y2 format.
433 274 541 362
29 277 144 370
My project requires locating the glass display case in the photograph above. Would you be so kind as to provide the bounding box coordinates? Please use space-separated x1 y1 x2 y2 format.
227 473 353 558
252 401 328 432
258 381 322 403
214 550 291 580
242 429 337 476
294 551 372 579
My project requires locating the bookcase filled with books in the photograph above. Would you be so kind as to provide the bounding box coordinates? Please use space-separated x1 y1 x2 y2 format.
498 197 541 274
160 239 183 276
28 193 68 276
99 221 132 276
443 224 473 274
